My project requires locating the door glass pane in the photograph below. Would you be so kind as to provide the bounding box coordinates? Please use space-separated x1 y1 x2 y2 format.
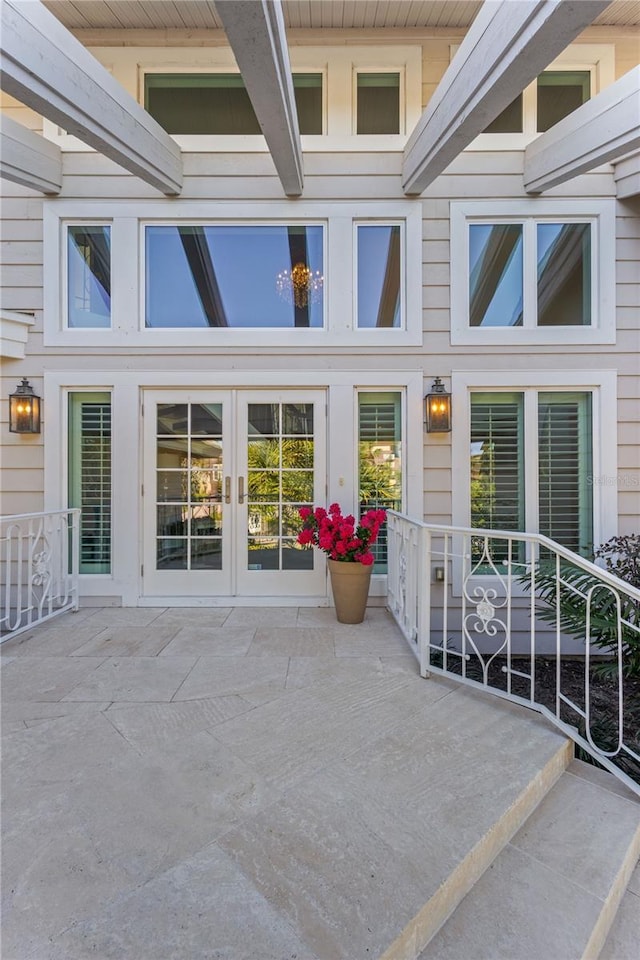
67 226 111 328
537 223 591 326
469 224 523 327
358 393 402 572
246 402 315 572
155 402 223 571
357 225 402 328
537 71 590 132
145 225 324 329
357 73 400 134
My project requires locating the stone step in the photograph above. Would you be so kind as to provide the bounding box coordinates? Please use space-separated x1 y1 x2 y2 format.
417 759 640 960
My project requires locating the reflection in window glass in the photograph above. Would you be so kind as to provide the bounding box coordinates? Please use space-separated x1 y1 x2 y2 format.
146 225 324 329
358 392 402 572
537 223 591 326
357 73 400 134
357 225 402 328
469 224 523 327
537 71 590 132
67 226 111 328
145 73 322 135
484 93 523 133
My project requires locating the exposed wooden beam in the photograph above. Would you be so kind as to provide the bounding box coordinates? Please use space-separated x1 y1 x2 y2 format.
0 0 182 195
614 149 640 199
524 67 640 193
402 0 610 196
0 114 62 194
215 0 303 197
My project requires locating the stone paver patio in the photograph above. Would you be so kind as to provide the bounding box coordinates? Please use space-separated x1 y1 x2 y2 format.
2 605 637 960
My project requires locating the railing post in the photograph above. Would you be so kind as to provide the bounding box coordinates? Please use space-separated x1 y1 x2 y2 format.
418 525 431 678
71 508 80 611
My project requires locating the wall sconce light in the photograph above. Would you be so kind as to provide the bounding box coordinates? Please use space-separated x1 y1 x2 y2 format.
9 378 41 434
425 377 451 433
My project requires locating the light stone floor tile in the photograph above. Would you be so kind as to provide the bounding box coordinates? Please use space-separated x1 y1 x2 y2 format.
159 624 256 657
173 655 290 704
335 626 413 657
0 620 111 657
1 656 105 701
247 626 335 657
3 720 27 734
600 888 640 960
509 773 640 901
61 656 197 702
295 606 338 626
70 623 181 657
567 757 640 803
81 607 169 627
218 780 430 960
104 696 253 745
44 844 318 960
2 699 112 724
152 606 233 628
419 844 606 960
285 654 387 689
223 605 299 627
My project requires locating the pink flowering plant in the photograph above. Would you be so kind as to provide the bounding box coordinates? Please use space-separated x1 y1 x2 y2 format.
297 503 387 566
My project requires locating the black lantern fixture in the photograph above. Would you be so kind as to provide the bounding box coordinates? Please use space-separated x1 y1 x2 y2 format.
9 378 41 434
425 377 451 433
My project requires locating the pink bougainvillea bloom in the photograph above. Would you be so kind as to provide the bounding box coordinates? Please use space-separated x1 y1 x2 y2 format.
299 506 312 520
359 552 375 566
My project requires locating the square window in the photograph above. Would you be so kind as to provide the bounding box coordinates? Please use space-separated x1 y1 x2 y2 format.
537 70 590 132
357 73 400 134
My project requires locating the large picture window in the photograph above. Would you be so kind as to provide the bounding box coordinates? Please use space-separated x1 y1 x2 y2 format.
145 224 325 329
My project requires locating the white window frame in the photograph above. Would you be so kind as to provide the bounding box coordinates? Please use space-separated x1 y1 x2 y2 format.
43 45 422 153
451 369 618 567
44 200 423 348
455 44 615 151
450 199 615 346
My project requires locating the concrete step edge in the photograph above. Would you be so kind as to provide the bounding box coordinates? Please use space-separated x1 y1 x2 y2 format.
584 821 640 959
379 736 574 960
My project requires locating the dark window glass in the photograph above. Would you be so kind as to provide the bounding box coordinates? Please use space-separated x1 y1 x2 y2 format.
484 94 523 133
357 73 400 134
145 73 322 135
537 71 590 132
537 223 591 326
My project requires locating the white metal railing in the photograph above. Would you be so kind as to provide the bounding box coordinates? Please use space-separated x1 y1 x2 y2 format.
1 509 80 642
387 511 640 797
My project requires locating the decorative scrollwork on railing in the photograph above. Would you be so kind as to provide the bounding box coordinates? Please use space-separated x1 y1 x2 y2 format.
461 536 510 684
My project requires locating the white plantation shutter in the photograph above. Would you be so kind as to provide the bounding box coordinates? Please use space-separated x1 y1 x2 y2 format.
470 394 524 534
69 394 112 574
538 393 592 553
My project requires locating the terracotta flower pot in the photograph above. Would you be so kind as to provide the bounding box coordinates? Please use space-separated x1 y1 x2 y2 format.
328 558 373 624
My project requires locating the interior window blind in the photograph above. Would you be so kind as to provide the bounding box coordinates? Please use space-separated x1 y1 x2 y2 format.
538 392 592 555
69 394 112 574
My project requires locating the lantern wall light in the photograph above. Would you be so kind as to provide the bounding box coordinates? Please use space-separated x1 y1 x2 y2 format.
425 377 451 433
9 378 41 434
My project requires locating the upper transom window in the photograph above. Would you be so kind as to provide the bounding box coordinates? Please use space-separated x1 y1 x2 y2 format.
144 73 323 136
485 70 591 134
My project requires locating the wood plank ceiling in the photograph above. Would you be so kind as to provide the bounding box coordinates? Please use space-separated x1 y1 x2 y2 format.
42 1 640 31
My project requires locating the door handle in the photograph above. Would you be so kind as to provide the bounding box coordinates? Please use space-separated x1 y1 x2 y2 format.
224 476 231 504
238 476 245 504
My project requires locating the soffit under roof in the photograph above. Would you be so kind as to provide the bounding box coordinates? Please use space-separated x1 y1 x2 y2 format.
42 1 640 32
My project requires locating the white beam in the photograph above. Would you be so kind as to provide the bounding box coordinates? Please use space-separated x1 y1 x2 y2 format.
215 0 303 197
0 0 182 195
402 0 611 195
524 67 640 193
0 113 62 194
614 150 640 199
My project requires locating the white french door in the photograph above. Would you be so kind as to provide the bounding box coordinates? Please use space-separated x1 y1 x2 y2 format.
142 389 326 598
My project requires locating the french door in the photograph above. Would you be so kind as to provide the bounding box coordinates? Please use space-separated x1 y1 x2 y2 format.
142 389 326 598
